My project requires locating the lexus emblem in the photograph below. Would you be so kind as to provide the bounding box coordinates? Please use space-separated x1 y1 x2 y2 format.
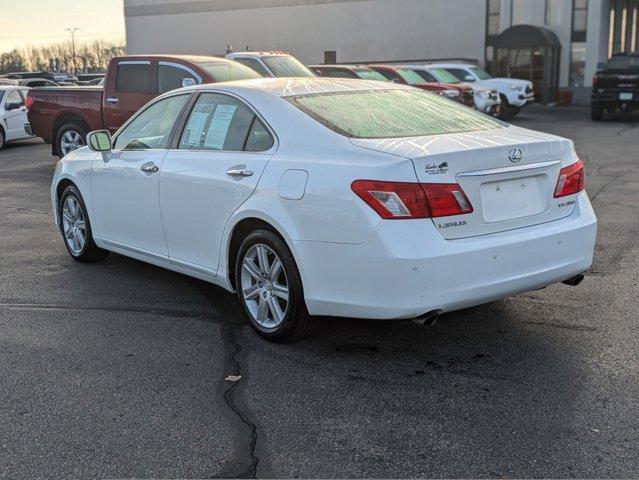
508 148 523 163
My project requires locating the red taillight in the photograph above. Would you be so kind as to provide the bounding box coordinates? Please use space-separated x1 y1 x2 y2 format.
25 94 33 110
554 160 585 198
351 180 472 219
421 183 473 217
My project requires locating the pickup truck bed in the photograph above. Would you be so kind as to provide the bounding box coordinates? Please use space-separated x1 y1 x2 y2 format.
27 86 104 144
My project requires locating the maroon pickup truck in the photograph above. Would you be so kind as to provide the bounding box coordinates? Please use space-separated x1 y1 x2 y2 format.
26 55 261 157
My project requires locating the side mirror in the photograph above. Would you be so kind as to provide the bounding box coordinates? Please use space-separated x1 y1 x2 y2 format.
87 130 112 152
464 74 475 82
181 78 196 88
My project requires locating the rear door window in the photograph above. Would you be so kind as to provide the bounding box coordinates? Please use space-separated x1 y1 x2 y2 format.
116 62 154 93
179 93 273 152
5 90 24 108
158 63 200 93
180 93 254 151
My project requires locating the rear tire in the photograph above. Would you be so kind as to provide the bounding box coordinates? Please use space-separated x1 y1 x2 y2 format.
591 105 604 121
56 121 87 158
235 229 315 342
59 185 109 262
0 127 5 151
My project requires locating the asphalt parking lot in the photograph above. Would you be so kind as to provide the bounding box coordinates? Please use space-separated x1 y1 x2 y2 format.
0 106 637 479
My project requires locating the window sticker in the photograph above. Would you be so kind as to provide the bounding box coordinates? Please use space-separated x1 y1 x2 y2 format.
184 102 214 147
204 104 237 149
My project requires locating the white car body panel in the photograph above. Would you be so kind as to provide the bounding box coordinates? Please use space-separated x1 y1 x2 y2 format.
0 86 33 142
429 63 535 108
51 78 596 321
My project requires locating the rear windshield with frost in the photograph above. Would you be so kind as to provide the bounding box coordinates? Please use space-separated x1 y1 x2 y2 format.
287 89 505 139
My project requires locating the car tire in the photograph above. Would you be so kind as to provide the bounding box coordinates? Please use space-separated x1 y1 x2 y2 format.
235 229 315 342
56 121 88 158
0 127 5 151
498 95 519 119
59 185 109 262
591 105 604 121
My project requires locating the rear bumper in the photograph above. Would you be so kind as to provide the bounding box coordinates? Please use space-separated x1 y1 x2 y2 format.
592 91 639 109
295 192 596 320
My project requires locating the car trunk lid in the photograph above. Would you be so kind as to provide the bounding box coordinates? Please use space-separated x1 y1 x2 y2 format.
350 126 579 239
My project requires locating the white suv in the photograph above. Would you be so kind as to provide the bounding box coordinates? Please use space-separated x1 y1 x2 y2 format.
430 63 534 118
0 86 33 150
226 52 315 78
400 65 501 116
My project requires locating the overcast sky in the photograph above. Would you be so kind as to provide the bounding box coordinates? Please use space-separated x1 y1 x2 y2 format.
0 0 125 53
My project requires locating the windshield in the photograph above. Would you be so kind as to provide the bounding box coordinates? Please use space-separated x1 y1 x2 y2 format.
198 61 262 82
288 88 504 139
396 69 428 85
606 55 639 70
470 67 492 80
428 68 461 83
354 68 390 82
262 56 315 77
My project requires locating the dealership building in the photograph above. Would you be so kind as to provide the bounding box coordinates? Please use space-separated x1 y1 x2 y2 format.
124 0 639 104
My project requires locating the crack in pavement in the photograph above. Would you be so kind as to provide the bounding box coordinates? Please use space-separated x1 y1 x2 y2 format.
589 174 621 202
0 301 220 321
218 323 260 479
1 204 51 216
186 280 262 479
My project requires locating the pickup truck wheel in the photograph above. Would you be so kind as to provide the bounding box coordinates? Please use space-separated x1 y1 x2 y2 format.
59 185 109 262
56 122 87 158
0 127 5 151
591 105 604 121
498 95 519 119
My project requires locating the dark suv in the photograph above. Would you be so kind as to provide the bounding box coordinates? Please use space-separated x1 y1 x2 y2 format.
591 54 639 121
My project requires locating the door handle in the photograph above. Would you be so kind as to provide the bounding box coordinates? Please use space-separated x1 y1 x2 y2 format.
140 162 159 174
226 168 254 178
106 97 119 103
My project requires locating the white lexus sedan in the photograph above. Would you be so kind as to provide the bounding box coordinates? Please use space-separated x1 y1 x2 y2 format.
50 78 597 341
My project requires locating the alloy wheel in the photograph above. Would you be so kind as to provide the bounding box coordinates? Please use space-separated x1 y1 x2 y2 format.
240 243 289 329
61 196 86 255
60 130 85 155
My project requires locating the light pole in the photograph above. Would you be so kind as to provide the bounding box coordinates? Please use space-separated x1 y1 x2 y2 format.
66 27 80 75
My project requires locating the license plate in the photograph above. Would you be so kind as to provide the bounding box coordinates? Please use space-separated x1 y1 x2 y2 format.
619 92 633 100
480 176 545 222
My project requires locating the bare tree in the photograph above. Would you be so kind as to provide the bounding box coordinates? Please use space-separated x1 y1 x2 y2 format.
0 40 126 75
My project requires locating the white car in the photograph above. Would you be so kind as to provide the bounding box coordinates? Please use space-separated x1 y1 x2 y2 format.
0 85 33 150
226 51 315 78
50 78 596 342
429 63 534 118
400 65 501 116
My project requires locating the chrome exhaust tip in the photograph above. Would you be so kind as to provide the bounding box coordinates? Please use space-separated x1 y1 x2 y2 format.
411 309 443 327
